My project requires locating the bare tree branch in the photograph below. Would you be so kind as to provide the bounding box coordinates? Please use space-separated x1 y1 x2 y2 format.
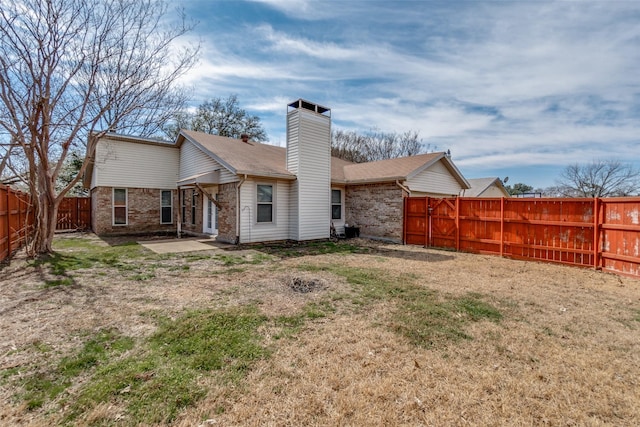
0 0 199 254
555 160 640 197
331 128 434 163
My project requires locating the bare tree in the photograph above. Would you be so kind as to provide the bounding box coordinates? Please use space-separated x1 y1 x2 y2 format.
0 0 199 255
555 160 640 197
331 129 431 163
163 95 268 142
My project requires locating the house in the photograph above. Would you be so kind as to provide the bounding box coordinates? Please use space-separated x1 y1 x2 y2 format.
86 99 470 244
461 177 510 198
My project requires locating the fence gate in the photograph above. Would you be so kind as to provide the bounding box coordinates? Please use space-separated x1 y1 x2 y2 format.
403 197 456 248
57 197 91 231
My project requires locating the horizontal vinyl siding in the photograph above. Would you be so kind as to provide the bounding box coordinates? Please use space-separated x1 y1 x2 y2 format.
407 160 463 196
289 180 299 240
239 178 290 243
286 113 299 174
297 112 331 240
93 139 179 189
179 140 237 184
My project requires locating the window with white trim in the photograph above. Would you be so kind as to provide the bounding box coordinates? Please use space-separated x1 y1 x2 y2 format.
257 184 273 223
160 190 172 224
113 188 127 225
331 189 342 220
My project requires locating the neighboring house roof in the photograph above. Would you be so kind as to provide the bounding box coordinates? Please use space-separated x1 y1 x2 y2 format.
463 177 510 197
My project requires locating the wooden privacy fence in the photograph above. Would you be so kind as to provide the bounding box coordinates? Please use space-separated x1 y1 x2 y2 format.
404 197 640 278
0 185 33 262
57 197 91 231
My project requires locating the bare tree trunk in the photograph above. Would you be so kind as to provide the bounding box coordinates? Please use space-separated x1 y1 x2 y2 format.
27 174 58 255
0 0 199 256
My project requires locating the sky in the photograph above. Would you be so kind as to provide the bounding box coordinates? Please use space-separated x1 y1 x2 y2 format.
175 0 640 190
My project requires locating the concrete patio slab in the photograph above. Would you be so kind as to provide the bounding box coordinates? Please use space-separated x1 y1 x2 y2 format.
138 238 226 254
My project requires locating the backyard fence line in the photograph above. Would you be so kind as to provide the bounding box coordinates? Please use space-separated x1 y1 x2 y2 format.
0 184 33 262
404 196 640 279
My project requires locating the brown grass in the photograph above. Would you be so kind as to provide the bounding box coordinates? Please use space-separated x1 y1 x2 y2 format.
1 235 639 426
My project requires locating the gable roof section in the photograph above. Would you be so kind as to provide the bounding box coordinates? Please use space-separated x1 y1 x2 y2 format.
341 152 470 188
100 129 470 188
464 177 509 197
176 130 295 180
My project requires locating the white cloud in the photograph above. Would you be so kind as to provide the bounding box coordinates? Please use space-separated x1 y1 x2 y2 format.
178 0 640 187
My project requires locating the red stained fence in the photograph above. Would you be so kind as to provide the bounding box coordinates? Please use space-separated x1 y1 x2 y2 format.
57 197 91 231
0 185 33 262
404 197 640 278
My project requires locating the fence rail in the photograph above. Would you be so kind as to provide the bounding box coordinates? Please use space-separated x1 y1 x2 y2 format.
404 197 640 279
0 185 33 262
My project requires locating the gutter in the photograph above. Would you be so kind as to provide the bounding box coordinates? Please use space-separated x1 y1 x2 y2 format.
235 170 296 181
235 175 246 244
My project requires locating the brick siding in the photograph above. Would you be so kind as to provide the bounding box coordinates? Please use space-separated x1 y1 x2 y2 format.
345 182 405 242
91 186 178 235
216 182 237 243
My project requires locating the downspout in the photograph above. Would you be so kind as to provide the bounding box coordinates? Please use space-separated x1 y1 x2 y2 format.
397 180 411 245
396 180 411 196
235 175 246 244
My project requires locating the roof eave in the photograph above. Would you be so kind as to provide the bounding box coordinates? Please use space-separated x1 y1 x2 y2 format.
343 176 407 185
236 170 297 181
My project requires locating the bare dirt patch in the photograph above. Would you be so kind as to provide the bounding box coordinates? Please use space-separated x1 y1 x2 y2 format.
1 234 639 426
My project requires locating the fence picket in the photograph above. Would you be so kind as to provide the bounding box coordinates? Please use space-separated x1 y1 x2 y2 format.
404 196 640 279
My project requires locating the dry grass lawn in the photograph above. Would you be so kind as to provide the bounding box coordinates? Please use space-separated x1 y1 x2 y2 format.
1 233 639 426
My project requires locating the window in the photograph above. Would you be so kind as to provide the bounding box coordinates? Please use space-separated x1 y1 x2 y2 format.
161 190 172 224
191 190 197 225
331 189 342 220
257 184 273 223
181 190 186 224
113 188 127 225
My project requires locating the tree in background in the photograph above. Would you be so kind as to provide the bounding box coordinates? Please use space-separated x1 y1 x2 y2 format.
0 0 198 254
331 129 431 163
56 152 88 197
163 95 268 142
555 160 640 197
505 182 534 196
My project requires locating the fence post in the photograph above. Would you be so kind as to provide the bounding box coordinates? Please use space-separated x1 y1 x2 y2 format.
424 197 429 248
593 197 600 270
455 197 460 251
7 187 13 255
500 197 505 257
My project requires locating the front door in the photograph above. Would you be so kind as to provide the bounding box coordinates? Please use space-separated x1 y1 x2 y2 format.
203 196 218 235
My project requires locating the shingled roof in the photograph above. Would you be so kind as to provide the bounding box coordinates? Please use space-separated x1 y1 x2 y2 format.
176 130 467 186
177 130 295 180
463 177 509 197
